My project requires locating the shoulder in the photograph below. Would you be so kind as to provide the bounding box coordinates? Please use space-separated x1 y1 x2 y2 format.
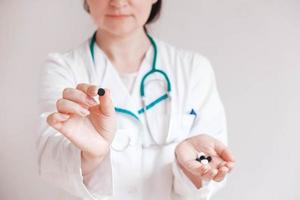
45 39 90 67
41 39 92 82
40 38 94 87
155 38 215 84
155 38 214 75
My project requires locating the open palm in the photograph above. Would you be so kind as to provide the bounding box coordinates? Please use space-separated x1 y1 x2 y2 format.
175 134 235 187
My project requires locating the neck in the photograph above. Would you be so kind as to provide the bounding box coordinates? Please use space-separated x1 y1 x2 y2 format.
95 28 151 73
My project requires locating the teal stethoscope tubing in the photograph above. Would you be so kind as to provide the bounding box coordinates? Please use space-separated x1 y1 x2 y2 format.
89 32 172 121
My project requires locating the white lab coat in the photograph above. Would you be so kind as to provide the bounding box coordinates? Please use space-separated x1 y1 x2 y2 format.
37 35 228 200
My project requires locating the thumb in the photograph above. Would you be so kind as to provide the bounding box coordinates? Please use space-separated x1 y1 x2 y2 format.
98 88 115 117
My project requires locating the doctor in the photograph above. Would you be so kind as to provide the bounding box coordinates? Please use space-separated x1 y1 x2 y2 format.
37 0 235 199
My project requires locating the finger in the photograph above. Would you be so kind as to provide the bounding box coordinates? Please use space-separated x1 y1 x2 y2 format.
213 166 229 182
225 161 235 173
98 89 115 117
76 83 98 97
56 98 90 117
63 88 97 107
201 168 218 181
215 141 235 162
47 112 70 131
216 160 227 169
183 160 211 177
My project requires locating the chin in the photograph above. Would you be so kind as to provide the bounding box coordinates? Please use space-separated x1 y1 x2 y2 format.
104 25 141 37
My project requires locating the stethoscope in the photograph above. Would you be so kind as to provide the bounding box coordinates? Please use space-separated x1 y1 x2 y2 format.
90 31 176 149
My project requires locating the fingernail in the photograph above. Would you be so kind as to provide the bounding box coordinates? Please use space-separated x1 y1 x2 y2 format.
80 109 90 116
203 165 209 172
222 167 229 172
87 98 97 105
213 169 218 176
226 162 234 169
59 114 70 120
97 88 105 96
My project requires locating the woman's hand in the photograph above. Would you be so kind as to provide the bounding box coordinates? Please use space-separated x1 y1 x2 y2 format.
175 134 235 189
46 83 117 172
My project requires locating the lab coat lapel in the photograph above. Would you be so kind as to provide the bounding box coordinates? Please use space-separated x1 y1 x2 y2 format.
100 41 155 119
100 57 138 117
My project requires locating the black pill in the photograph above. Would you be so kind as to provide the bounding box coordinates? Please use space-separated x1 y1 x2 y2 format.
199 155 206 161
196 155 206 162
206 156 212 162
97 88 105 96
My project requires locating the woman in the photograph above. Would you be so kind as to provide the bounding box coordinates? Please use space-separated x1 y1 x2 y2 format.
37 0 235 199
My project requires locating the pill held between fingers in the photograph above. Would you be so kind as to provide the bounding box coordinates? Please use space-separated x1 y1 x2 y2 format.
97 88 105 96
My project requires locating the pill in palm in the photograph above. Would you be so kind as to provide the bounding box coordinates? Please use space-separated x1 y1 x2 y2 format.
207 156 212 162
200 159 209 165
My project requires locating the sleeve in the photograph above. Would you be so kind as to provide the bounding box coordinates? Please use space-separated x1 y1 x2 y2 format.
36 53 114 199
172 54 228 199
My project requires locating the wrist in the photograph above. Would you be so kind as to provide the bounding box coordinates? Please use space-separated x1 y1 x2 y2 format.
81 151 106 176
81 150 105 161
176 159 204 189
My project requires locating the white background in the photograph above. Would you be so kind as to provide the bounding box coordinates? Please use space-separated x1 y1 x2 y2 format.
0 0 299 199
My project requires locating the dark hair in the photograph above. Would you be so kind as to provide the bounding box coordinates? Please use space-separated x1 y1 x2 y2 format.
83 0 162 26
146 0 162 25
